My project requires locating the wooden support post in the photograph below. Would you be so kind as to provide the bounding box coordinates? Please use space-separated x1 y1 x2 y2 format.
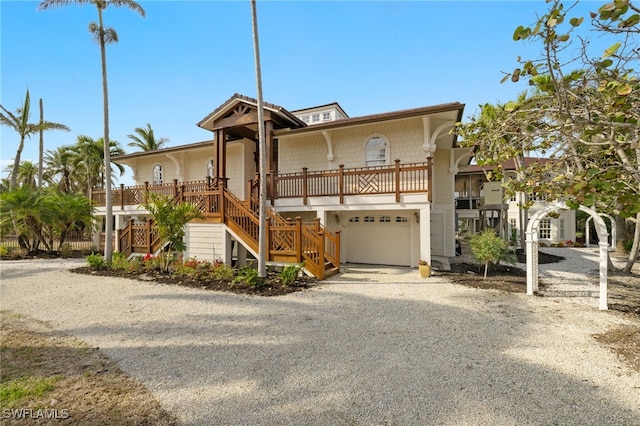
302 168 308 205
268 171 275 205
128 218 134 254
295 217 303 262
146 219 152 254
335 231 341 270
144 182 149 204
394 159 401 203
265 217 271 261
339 164 345 204
318 229 325 280
220 179 226 223
120 183 125 210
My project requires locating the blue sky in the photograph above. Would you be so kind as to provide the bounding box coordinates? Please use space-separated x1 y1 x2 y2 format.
1 0 612 185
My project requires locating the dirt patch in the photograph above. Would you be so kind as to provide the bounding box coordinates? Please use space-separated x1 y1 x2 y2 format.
0 311 178 425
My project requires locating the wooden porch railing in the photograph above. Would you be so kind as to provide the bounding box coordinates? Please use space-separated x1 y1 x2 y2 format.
93 177 221 208
271 160 429 204
93 161 430 208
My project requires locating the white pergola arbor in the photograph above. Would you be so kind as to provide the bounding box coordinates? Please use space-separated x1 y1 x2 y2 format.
525 202 609 310
585 213 616 251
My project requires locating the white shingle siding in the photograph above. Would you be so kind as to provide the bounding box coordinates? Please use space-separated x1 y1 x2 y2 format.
278 117 426 173
185 223 225 261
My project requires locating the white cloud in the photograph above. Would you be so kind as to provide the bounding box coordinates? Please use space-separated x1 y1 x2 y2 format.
0 159 13 177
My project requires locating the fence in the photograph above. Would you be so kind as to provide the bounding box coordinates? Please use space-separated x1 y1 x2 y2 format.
0 232 95 252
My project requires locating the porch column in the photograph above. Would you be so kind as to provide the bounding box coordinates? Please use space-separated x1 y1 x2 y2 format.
419 206 431 267
213 129 219 180
265 121 274 174
216 129 226 180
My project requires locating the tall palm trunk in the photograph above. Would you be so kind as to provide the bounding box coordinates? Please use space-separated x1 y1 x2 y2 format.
38 98 44 188
9 135 26 191
251 0 267 277
98 5 113 262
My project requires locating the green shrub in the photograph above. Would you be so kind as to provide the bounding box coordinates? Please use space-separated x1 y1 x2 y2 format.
469 229 507 280
0 245 9 257
110 252 130 271
60 243 74 258
173 258 199 278
86 253 106 269
142 254 162 272
232 266 262 288
127 256 143 273
509 228 519 248
623 240 634 254
280 263 303 286
174 259 234 281
210 262 234 281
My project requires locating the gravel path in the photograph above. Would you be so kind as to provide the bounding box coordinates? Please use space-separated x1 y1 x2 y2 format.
1 257 639 425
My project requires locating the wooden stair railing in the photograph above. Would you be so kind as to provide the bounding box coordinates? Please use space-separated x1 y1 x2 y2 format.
246 188 340 279
225 188 340 279
117 218 166 257
117 183 339 279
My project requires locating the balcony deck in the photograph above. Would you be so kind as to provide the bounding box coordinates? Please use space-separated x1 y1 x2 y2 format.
91 160 432 208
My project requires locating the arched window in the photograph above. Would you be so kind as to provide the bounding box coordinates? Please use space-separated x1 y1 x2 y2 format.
152 164 163 185
207 160 215 178
365 136 389 167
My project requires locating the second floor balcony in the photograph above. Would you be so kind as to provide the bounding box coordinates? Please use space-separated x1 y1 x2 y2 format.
91 160 432 208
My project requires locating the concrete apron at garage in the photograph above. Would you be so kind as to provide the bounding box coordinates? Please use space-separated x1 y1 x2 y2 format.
326 256 452 284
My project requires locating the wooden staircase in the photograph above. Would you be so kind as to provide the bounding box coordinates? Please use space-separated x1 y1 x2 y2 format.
117 183 340 279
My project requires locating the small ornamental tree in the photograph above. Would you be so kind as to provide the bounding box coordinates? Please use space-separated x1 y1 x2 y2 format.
143 193 203 272
469 229 509 280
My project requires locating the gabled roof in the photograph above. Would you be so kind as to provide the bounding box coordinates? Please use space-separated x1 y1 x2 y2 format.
291 102 349 119
112 140 213 162
197 93 307 131
273 102 465 137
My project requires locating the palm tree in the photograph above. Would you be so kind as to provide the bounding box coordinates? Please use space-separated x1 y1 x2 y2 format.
70 135 124 197
12 161 39 189
44 145 77 193
0 89 69 190
127 123 169 151
38 0 146 261
49 190 93 249
0 187 54 251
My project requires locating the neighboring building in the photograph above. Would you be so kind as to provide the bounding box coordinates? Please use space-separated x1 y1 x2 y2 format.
454 158 576 247
92 93 467 277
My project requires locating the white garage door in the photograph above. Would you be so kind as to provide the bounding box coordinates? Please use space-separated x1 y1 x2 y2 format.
346 213 411 266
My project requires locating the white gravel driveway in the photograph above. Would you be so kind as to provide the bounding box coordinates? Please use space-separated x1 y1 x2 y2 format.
1 258 639 425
